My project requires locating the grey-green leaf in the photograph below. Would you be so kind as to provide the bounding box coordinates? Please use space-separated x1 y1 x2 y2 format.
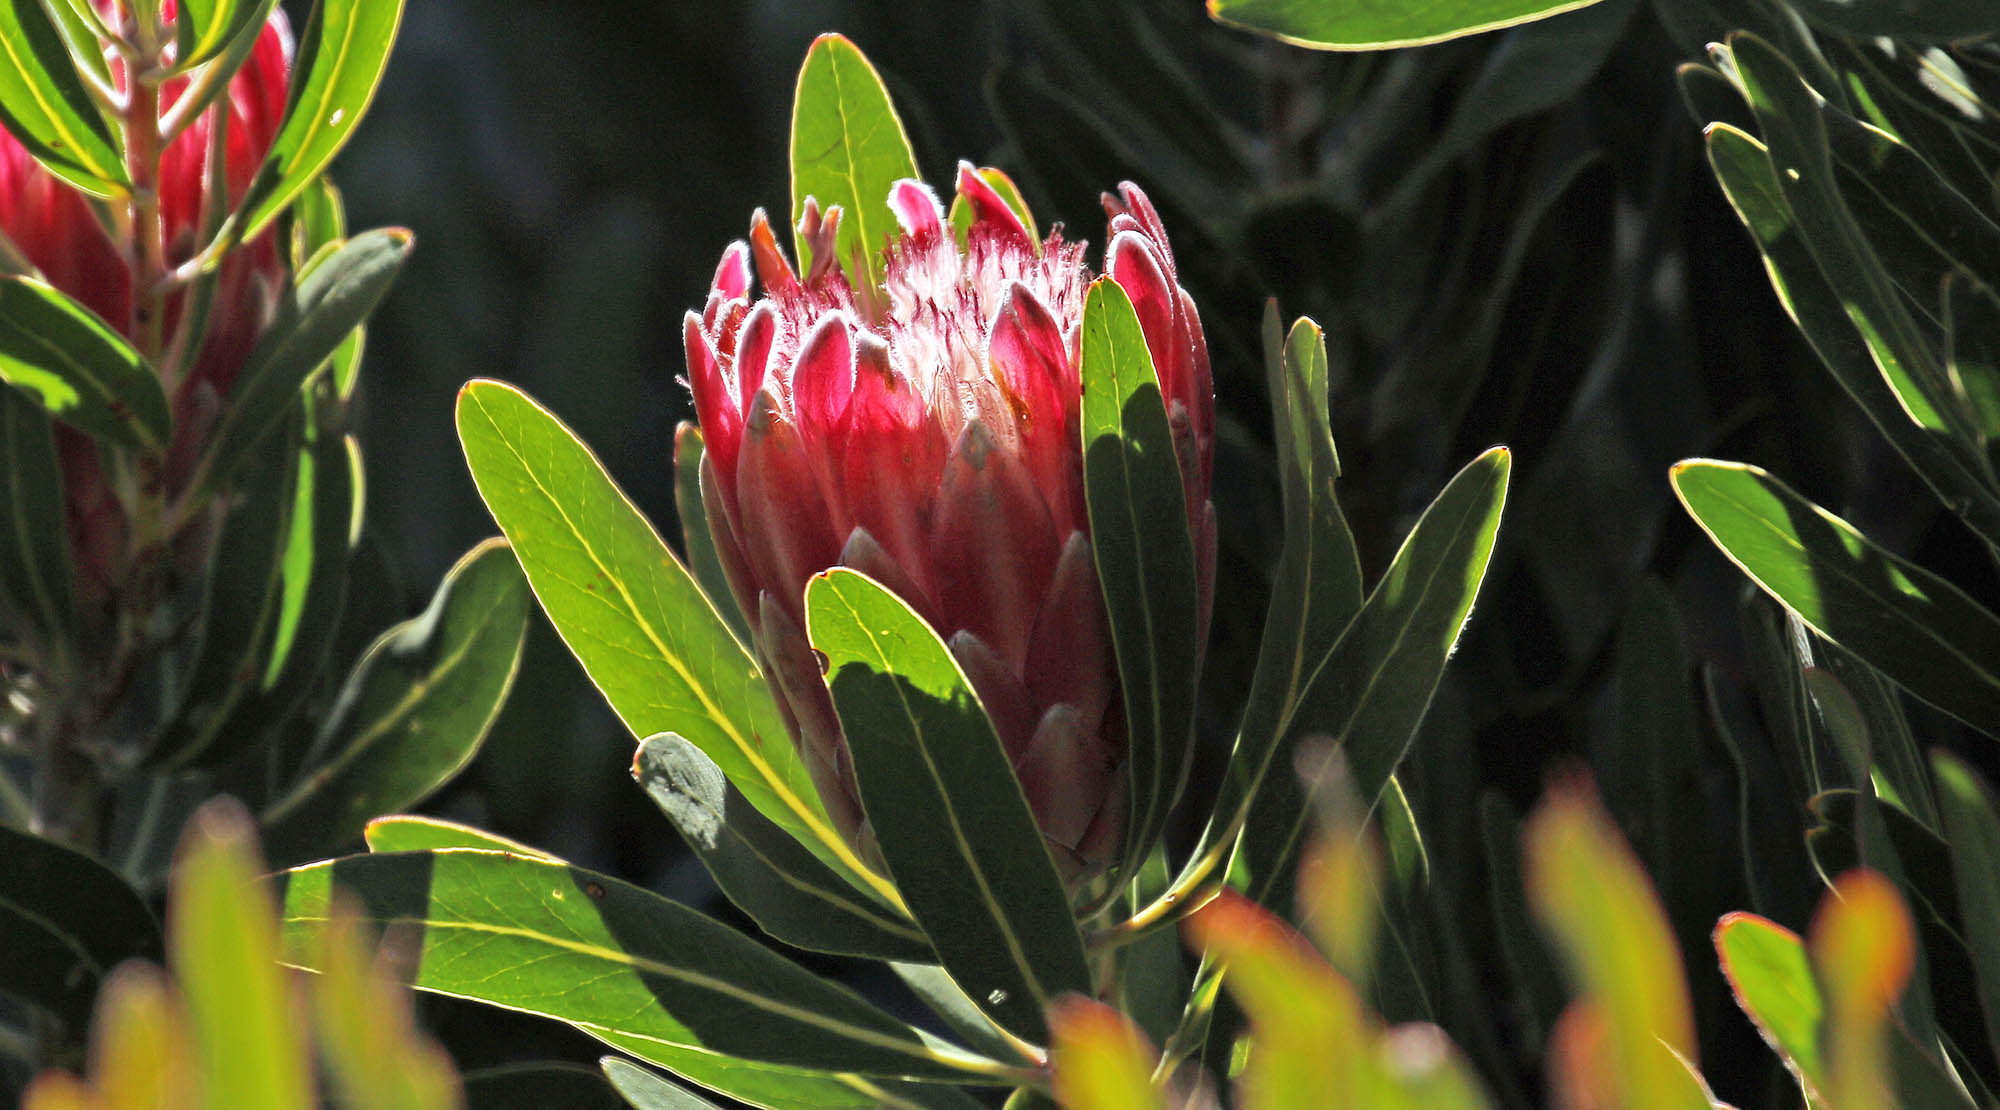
1671 459 2000 740
805 568 1091 1043
633 732 931 961
0 824 160 1028
261 537 530 864
278 850 982 1081
601 1059 724 1110
0 276 167 450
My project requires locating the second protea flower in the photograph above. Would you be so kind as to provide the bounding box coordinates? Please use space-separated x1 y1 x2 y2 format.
686 167 1215 878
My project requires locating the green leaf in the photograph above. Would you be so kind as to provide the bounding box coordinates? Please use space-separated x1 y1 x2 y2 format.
173 801 313 1110
1244 447 1510 905
172 0 276 73
1207 0 1612 50
1078 277 1201 879
0 384 72 647
1817 105 2000 306
601 1059 724 1110
453 380 885 904
0 824 160 1029
0 277 167 451
459 1063 622 1110
278 850 985 1082
1784 0 2000 42
805 568 1091 1043
261 537 531 863
1670 459 2000 740
200 228 411 494
1932 751 2000 1076
1714 913 1826 1101
1047 997 1167 1110
672 423 749 646
789 33 920 292
1946 277 2000 450
633 732 931 961
363 814 557 857
1702 122 2000 551
594 1036 987 1110
0 0 125 195
235 0 404 240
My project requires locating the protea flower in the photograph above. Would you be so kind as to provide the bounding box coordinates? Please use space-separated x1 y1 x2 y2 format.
0 3 291 596
685 166 1215 878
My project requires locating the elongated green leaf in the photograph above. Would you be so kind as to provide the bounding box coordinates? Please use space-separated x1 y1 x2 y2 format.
1208 0 1611 49
261 538 530 863
279 850 980 1082
789 33 919 292
0 384 72 645
0 277 166 450
1671 459 2000 740
236 0 404 240
1819 105 2000 300
634 733 930 961
1715 913 1826 1101
173 0 275 73
1242 447 1510 905
1725 35 1992 516
1079 277 1200 879
201 228 411 494
459 1063 621 1110
806 568 1091 1043
0 0 124 194
0 824 160 1029
594 1034 987 1110
1947 277 2000 449
601 1059 723 1110
1703 122 2000 551
672 424 749 645
453 380 882 903
803 572 1089 1035
363 815 557 857
1932 752 2000 1076
173 801 312 1110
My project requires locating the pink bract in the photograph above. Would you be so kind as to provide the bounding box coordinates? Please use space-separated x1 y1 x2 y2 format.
686 167 1216 879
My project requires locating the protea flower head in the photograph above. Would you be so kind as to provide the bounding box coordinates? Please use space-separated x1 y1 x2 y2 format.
686 166 1215 879
0 2 291 596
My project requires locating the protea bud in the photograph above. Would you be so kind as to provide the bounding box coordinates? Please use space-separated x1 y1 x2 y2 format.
0 4 291 597
686 167 1215 879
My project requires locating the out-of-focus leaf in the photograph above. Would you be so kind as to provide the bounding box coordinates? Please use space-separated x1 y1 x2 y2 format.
1947 277 2000 451
1207 0 1613 50
362 814 556 857
261 538 530 863
672 424 749 645
1079 277 1200 879
601 1058 725 1110
236 0 404 240
454 381 882 903
788 33 919 293
0 277 167 451
1702 121 2000 557
1479 795 1565 1037
1524 779 1706 1110
20 964 197 1110
1812 871 1918 1109
1047 995 1167 1110
1933 751 2000 1075
200 228 411 494
1714 912 1826 1100
0 0 124 195
805 568 1091 1043
172 0 275 73
633 732 931 961
1785 0 2000 42
1671 459 2000 740
279 850 985 1082
1236 448 1510 906
312 898 463 1110
174 801 312 1110
0 384 72 645
0 824 160 1029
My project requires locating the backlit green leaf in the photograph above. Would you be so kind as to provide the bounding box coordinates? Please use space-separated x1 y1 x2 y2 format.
1207 0 1611 50
0 0 124 194
789 34 919 293
0 277 166 450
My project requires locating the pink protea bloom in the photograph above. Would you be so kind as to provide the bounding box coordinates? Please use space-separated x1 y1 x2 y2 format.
686 166 1216 878
0 3 291 596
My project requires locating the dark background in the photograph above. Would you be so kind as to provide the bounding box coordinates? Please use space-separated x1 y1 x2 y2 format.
312 0 2000 1100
